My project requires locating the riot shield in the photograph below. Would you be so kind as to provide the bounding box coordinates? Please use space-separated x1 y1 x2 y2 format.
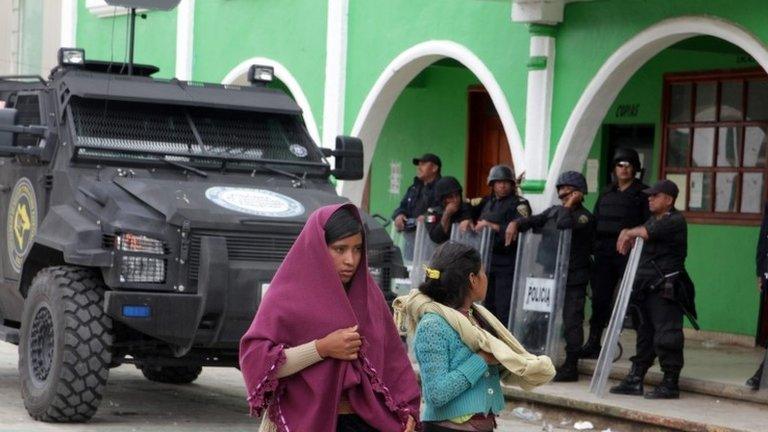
508 227 572 360
409 220 439 289
389 224 417 264
589 238 645 397
449 223 493 270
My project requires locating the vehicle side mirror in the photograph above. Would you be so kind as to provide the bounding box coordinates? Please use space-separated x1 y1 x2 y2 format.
324 136 364 180
0 109 18 148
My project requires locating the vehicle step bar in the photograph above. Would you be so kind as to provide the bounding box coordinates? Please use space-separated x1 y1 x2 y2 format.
0 324 19 344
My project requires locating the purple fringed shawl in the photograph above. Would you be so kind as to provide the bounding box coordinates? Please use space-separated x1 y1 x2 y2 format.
239 203 421 431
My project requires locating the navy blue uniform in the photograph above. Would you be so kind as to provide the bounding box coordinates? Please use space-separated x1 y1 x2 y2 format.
517 205 596 355
392 176 440 224
472 194 531 327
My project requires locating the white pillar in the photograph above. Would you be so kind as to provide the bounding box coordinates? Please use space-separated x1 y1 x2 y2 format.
60 0 77 48
521 25 557 210
175 0 195 80
322 0 349 149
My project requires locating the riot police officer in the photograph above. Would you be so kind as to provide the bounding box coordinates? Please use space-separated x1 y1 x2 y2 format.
611 179 696 399
426 176 472 244
471 165 531 328
505 171 595 381
392 153 442 232
582 148 650 358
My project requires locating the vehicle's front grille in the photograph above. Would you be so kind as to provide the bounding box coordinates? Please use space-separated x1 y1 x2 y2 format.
187 230 296 283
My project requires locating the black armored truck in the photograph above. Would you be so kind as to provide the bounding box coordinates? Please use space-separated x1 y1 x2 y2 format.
0 46 403 422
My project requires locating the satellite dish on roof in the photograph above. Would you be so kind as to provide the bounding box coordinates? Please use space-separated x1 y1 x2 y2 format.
104 0 181 10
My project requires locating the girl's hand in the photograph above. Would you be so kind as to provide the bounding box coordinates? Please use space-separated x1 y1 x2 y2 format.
315 325 361 360
478 350 499 365
403 415 416 432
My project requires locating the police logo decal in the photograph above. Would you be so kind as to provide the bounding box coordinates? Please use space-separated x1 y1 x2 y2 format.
516 204 530 217
6 178 37 273
289 144 308 158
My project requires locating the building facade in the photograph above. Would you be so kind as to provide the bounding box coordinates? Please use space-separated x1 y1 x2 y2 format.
7 0 768 339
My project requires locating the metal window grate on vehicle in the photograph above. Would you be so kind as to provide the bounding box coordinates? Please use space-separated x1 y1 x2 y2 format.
70 97 323 163
186 230 296 284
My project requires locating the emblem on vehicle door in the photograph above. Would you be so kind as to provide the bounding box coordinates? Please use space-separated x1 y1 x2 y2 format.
7 178 37 273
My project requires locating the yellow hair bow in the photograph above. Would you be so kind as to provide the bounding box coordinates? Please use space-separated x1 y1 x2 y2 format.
424 266 441 280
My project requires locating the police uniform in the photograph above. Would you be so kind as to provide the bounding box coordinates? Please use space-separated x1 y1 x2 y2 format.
392 176 441 225
611 200 695 399
425 202 472 244
472 193 531 327
586 179 650 354
747 201 768 389
517 205 596 360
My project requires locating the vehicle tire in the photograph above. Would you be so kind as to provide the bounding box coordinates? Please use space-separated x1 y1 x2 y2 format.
140 364 202 384
18 266 113 422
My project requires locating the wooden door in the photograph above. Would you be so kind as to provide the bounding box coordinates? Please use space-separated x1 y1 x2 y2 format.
466 87 513 199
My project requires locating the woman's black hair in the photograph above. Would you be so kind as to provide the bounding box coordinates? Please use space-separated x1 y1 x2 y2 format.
324 207 364 245
418 241 481 308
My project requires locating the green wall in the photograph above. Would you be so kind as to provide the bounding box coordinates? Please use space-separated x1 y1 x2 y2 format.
192 0 327 135
583 44 760 335
75 1 177 78
368 65 479 220
345 0 529 142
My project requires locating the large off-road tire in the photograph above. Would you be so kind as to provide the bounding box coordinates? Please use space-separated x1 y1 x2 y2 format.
18 266 113 422
140 364 202 384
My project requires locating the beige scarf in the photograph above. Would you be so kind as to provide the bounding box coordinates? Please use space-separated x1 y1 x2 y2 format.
393 290 555 390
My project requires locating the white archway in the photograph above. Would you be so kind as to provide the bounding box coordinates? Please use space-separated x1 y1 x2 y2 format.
342 40 525 204
222 57 321 145
546 15 768 202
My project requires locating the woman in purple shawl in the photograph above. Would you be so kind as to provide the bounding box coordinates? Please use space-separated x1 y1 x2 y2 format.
240 203 420 431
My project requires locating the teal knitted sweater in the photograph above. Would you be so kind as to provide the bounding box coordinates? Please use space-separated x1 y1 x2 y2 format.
413 313 505 422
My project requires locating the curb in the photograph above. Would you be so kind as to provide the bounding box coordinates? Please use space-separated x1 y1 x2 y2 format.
578 361 768 405
501 383 748 432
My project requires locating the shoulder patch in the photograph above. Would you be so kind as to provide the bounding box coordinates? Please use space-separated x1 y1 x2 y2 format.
578 214 590 224
470 197 484 206
516 204 530 217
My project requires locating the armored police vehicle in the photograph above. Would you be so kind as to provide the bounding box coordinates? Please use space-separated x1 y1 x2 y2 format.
0 46 402 422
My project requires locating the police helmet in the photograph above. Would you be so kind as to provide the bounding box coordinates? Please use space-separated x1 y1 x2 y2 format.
486 165 515 186
556 171 588 194
612 148 641 172
435 176 463 200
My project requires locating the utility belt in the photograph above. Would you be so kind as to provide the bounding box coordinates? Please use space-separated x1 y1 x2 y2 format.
634 262 699 330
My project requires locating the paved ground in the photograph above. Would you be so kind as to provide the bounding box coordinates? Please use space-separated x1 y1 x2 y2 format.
0 343 552 432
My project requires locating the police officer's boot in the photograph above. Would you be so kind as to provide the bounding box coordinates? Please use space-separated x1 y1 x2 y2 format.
609 363 646 396
553 355 579 382
746 364 763 390
579 329 603 359
645 371 680 399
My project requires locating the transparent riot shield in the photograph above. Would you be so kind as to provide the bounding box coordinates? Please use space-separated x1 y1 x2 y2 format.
409 220 439 289
508 228 572 360
449 223 493 270
589 238 645 397
390 224 417 265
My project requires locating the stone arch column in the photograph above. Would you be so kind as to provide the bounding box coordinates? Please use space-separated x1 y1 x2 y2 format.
342 40 525 204
545 16 768 203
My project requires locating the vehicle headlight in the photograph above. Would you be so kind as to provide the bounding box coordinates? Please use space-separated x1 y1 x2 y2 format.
120 256 166 283
116 233 165 254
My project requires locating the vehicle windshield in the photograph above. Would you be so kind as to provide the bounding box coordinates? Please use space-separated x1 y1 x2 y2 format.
69 97 324 167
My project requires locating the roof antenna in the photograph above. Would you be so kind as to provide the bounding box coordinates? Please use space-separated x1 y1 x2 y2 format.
104 0 181 75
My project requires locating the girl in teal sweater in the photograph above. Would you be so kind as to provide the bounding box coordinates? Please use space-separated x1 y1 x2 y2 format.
413 242 505 432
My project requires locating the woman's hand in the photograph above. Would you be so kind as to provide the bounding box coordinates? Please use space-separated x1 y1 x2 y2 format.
403 415 416 432
478 350 499 365
315 325 361 360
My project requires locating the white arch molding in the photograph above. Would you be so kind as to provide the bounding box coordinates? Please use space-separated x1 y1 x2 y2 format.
342 40 525 204
546 15 768 203
222 58 321 145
